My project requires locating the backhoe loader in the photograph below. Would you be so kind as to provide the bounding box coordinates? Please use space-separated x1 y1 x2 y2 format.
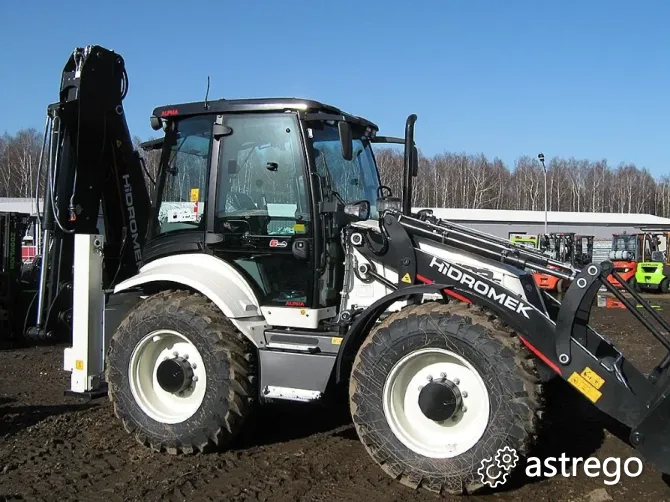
4 44 670 496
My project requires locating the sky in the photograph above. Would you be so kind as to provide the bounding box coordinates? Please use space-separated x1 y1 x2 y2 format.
1 0 669 177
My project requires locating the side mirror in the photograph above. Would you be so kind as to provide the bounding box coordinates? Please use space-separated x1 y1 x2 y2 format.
338 121 353 161
149 115 162 131
344 200 370 221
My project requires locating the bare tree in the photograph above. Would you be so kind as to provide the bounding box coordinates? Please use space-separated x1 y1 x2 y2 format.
1 128 669 218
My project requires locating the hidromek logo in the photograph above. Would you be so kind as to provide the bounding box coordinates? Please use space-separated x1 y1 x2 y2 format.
122 174 143 269
429 256 532 319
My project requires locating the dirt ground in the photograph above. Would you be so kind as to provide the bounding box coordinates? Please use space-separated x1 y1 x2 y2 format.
3 298 670 502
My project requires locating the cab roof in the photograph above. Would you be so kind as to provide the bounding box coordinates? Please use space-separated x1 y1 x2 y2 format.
152 97 378 131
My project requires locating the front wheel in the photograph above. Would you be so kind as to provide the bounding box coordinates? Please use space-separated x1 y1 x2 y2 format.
349 302 543 495
661 278 669 294
106 290 256 454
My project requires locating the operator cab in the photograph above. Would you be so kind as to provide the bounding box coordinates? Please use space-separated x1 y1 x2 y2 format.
610 232 656 262
142 98 383 314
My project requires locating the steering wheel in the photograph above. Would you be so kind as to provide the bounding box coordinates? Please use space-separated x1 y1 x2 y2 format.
225 191 258 212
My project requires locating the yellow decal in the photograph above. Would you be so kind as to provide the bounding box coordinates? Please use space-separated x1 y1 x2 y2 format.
294 223 306 233
331 337 343 345
580 367 605 390
401 273 412 284
568 372 602 403
300 309 306 315
75 360 84 371
190 188 200 202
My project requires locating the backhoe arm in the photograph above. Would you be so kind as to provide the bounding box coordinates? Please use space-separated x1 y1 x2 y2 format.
27 45 151 341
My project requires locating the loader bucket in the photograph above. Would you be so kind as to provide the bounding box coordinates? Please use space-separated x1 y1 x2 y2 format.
630 375 670 474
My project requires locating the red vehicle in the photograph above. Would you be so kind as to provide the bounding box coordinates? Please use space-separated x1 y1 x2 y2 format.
533 233 593 292
607 232 657 289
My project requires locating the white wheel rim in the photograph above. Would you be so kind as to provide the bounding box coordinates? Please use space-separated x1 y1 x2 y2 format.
382 347 490 458
128 329 207 424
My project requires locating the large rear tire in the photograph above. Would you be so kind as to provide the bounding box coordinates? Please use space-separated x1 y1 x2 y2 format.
661 277 669 294
106 289 255 454
349 301 543 495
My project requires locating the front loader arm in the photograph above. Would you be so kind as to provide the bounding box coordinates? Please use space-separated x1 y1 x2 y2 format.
338 209 670 475
26 45 151 341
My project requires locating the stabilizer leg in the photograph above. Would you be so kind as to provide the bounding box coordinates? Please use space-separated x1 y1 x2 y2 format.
63 234 107 400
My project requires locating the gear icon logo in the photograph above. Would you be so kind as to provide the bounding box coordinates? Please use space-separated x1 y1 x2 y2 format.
495 445 519 470
477 446 519 488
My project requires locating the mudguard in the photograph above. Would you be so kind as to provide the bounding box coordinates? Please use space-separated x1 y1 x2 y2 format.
113 253 260 320
335 283 452 383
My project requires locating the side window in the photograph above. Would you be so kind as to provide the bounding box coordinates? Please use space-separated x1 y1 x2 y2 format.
310 123 381 218
215 114 309 236
155 116 213 235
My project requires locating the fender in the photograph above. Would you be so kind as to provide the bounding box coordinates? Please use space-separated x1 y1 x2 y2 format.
334 281 562 385
113 253 261 320
335 284 452 383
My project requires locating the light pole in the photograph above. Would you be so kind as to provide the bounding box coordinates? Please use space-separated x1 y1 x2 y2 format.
538 153 547 236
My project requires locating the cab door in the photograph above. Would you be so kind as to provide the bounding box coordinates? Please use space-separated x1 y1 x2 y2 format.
206 113 317 309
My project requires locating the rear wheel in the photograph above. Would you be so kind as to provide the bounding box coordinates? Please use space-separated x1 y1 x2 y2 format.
661 277 669 294
628 276 640 292
106 290 255 453
349 301 542 495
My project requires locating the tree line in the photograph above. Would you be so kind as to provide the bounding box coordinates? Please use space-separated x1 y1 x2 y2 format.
2 128 670 217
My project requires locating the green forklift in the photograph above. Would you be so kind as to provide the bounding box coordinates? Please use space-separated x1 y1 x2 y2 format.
635 232 670 293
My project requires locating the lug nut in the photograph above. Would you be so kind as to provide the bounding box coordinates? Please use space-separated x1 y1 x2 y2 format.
453 378 460 385
192 376 198 383
173 351 179 357
183 354 189 360
462 406 467 413
191 363 197 370
427 375 433 382
462 391 468 398
418 385 423 391
440 372 447 379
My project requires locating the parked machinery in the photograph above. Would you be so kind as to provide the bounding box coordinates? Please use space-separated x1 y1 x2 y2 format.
635 232 670 293
0 212 32 343
509 233 538 249
533 233 594 293
608 232 658 290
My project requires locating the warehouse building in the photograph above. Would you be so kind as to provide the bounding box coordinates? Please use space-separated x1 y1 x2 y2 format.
416 208 670 238
416 208 670 262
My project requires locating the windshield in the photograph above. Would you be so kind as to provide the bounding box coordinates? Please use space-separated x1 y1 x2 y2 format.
310 123 381 219
612 235 636 253
154 116 213 236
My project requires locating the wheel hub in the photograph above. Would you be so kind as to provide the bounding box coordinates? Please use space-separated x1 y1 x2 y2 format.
418 379 463 422
156 357 194 393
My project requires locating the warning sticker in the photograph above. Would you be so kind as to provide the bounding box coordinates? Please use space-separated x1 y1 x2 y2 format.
190 188 200 202
568 371 602 403
75 360 84 371
331 337 343 345
401 273 412 284
580 367 605 390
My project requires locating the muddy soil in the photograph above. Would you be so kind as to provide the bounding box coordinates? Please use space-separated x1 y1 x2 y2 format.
2 300 670 502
